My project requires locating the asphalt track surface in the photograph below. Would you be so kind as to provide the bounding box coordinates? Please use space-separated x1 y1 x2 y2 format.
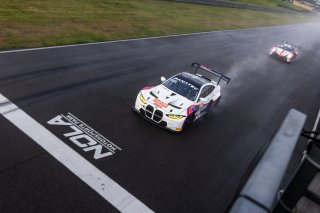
0 22 320 213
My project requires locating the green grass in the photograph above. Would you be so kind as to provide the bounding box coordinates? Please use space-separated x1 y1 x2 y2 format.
0 0 315 50
229 0 307 10
229 0 288 7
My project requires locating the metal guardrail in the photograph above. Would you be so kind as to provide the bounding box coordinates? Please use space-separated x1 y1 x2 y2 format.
229 109 307 213
273 144 320 212
273 109 320 213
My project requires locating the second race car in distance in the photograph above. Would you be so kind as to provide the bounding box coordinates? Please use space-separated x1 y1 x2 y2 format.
133 63 231 132
269 41 300 63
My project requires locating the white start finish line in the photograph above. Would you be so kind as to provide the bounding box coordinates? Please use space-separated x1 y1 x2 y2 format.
0 93 153 213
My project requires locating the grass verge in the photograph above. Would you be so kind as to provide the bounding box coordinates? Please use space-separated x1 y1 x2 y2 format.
0 0 316 50
229 0 307 11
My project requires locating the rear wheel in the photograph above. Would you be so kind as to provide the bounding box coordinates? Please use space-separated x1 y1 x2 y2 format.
205 96 221 115
212 96 221 107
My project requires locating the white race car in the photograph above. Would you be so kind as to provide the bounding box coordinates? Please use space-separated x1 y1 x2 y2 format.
269 41 300 63
133 63 231 132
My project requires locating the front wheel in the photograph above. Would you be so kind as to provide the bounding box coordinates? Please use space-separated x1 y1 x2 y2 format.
183 113 196 129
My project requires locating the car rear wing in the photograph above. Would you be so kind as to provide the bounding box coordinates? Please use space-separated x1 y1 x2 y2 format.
281 40 302 49
191 62 231 85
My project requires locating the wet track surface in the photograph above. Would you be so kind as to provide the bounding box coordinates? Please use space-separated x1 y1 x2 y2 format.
0 23 320 212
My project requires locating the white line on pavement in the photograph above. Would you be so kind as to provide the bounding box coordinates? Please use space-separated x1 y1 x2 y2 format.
0 93 153 213
309 109 320 142
312 109 320 131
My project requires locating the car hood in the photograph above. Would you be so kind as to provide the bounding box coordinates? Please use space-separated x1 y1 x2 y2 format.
141 85 194 115
275 47 292 57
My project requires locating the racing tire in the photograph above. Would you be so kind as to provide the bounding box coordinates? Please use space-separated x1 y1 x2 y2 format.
212 96 221 107
205 96 221 115
183 113 196 129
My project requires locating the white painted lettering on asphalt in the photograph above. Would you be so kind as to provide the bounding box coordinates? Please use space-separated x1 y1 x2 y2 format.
0 93 153 213
47 113 121 160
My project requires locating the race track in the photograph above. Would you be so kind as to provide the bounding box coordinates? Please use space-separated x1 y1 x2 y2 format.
0 22 320 213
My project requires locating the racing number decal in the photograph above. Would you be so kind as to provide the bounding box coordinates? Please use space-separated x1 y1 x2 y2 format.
153 98 168 109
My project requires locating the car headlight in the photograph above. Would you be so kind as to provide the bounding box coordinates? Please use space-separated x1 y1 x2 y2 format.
166 114 186 119
139 93 147 104
271 47 276 52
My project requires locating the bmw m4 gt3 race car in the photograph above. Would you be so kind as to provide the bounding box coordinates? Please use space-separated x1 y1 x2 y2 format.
269 41 300 63
133 63 231 132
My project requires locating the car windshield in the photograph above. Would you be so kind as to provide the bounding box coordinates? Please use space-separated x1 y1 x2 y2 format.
163 76 200 101
279 45 293 52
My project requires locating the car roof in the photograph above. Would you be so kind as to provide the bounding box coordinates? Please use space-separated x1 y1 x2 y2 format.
175 72 210 88
279 44 294 50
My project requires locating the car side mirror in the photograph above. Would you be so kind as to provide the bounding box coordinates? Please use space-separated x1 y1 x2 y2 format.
160 76 166 82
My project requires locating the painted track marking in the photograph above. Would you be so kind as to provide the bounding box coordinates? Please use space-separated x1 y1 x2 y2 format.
0 93 153 213
309 109 320 142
